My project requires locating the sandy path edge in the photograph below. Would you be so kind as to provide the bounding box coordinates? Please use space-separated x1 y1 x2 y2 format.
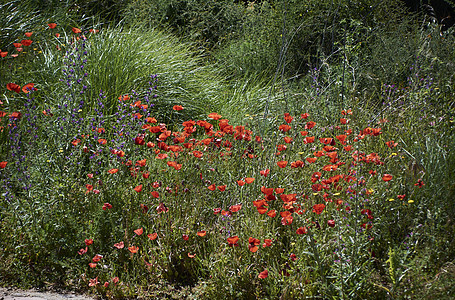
0 287 94 300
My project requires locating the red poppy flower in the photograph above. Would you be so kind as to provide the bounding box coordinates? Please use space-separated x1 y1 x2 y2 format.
13 43 22 48
150 191 160 198
257 206 267 214
128 246 139 253
371 128 382 136
396 194 406 200
260 169 270 177
157 202 168 213
20 39 32 46
88 277 99 287
336 134 347 144
284 113 293 123
192 150 203 158
301 113 309 119
155 153 168 160
152 181 161 188
267 210 277 218
102 203 112 210
262 239 272 247
134 184 143 192
0 162 7 168
118 94 130 101
136 159 146 167
306 157 317 164
7 83 21 93
72 27 82 34
227 236 239 247
305 121 316 129
303 136 315 144
108 168 118 174
258 269 268 279
114 241 124 249
415 179 425 188
280 211 293 225
327 220 335 227
382 174 393 182
182 234 189 241
278 124 291 132
173 105 183 111
85 239 93 246
217 185 226 191
78 247 88 255
0 52 7 58
236 180 245 186
245 177 255 184
312 203 325 214
167 161 182 170
319 137 334 145
253 199 267 209
134 228 144 235
208 184 216 191
248 237 261 252
340 118 349 124
284 136 293 143
274 188 284 194
277 161 288 168
386 141 398 148
280 193 297 204
296 227 307 234
230 204 242 213
92 254 103 262
290 160 304 168
208 112 222 120
9 112 22 119
85 184 93 193
48 23 57 29
322 164 338 171
197 230 207 237
148 233 158 240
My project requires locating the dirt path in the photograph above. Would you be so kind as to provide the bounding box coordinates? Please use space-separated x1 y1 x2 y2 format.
0 287 94 300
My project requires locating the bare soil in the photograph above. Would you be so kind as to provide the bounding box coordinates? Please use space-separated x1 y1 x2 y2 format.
0 287 94 300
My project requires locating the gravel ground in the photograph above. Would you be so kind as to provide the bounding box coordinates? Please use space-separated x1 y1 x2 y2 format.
0 287 94 300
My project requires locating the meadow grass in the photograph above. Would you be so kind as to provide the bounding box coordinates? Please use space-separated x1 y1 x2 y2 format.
1 2 455 299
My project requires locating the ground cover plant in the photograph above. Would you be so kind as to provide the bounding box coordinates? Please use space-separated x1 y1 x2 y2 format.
1 1 455 299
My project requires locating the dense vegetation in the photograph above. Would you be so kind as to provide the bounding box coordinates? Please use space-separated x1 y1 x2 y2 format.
1 0 454 298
